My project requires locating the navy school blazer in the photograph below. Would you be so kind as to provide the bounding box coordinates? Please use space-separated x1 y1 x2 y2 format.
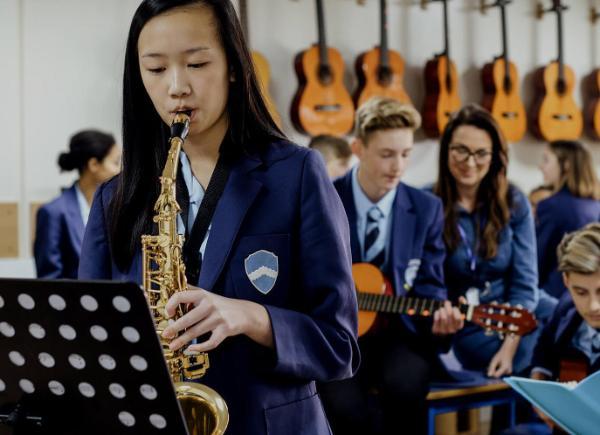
34 183 85 279
333 171 447 335
531 301 600 378
537 188 600 298
78 140 360 435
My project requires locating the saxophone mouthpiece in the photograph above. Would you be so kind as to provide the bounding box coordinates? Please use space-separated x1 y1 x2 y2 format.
170 112 191 141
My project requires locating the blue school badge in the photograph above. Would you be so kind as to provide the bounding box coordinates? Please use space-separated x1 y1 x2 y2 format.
244 250 279 294
403 258 421 291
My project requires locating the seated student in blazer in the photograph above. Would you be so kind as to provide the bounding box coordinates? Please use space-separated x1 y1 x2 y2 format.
308 134 353 179
319 97 464 435
432 104 539 378
78 1 359 434
531 223 600 428
34 130 120 278
537 140 600 299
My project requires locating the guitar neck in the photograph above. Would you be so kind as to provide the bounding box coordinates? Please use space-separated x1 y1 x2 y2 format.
500 3 509 75
379 0 390 68
356 292 474 321
442 0 450 59
556 2 565 84
315 0 330 67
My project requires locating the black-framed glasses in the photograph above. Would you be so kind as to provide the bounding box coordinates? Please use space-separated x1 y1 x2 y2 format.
449 145 493 164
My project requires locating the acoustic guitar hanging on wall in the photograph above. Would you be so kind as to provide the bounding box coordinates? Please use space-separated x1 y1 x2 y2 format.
354 0 412 108
480 0 526 143
239 0 281 127
290 0 355 137
531 0 582 141
422 0 461 137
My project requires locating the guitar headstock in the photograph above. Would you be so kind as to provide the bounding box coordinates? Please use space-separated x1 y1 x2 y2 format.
479 0 511 15
470 302 537 336
536 0 567 20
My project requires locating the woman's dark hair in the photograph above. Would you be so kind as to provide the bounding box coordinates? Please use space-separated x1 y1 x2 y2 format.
433 104 511 259
548 140 600 200
58 130 115 174
110 0 284 270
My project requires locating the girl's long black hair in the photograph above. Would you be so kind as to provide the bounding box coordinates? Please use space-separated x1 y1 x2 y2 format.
111 0 284 271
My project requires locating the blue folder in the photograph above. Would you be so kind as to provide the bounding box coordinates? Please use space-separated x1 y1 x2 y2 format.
505 371 600 435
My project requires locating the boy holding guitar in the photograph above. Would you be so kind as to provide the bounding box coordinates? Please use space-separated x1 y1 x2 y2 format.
319 97 463 434
531 223 600 428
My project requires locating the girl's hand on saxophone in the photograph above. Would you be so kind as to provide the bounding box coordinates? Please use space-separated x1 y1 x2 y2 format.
162 286 274 352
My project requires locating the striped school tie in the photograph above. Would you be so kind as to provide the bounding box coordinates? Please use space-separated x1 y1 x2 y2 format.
364 206 385 268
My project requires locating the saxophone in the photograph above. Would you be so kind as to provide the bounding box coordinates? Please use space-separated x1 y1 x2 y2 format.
141 112 229 435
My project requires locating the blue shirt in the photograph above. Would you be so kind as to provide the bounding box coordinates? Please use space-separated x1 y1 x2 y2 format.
572 322 600 366
351 164 396 268
177 150 210 257
444 187 539 311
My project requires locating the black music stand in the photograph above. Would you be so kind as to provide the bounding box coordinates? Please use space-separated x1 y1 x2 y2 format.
0 278 189 435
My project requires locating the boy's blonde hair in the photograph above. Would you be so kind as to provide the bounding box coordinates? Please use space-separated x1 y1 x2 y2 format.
354 97 421 143
558 223 600 275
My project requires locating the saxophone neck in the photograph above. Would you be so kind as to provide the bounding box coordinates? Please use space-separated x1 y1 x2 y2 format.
162 137 184 182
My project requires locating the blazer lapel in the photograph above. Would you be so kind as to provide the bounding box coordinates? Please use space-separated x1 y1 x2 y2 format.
336 172 361 263
198 157 263 291
555 306 582 346
389 184 416 294
63 184 85 253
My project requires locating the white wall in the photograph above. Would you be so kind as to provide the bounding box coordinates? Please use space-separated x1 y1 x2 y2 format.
1 0 600 265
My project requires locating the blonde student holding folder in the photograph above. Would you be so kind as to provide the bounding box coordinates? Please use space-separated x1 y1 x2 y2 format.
530 223 600 427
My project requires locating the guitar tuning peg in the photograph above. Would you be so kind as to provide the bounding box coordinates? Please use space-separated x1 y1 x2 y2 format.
485 328 494 336
497 321 504 329
535 2 546 20
498 332 505 340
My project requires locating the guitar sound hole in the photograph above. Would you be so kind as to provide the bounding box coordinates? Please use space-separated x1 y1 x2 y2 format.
552 113 573 121
315 104 342 112
317 64 333 85
556 79 567 95
377 66 392 86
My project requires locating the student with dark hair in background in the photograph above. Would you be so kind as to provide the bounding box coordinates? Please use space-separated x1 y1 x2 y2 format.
537 140 600 299
432 104 539 378
77 1 359 433
34 129 120 278
308 134 353 179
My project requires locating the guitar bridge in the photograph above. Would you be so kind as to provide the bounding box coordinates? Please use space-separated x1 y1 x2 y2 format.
315 104 342 112
552 113 573 120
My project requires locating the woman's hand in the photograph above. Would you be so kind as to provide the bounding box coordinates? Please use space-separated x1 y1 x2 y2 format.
161 286 274 352
432 299 465 336
487 335 520 378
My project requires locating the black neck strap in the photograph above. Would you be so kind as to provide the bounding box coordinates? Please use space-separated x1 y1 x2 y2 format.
180 152 231 285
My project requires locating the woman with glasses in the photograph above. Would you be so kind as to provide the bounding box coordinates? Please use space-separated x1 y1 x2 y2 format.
432 104 539 378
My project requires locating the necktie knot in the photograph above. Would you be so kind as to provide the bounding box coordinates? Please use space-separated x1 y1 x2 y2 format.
367 206 383 222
